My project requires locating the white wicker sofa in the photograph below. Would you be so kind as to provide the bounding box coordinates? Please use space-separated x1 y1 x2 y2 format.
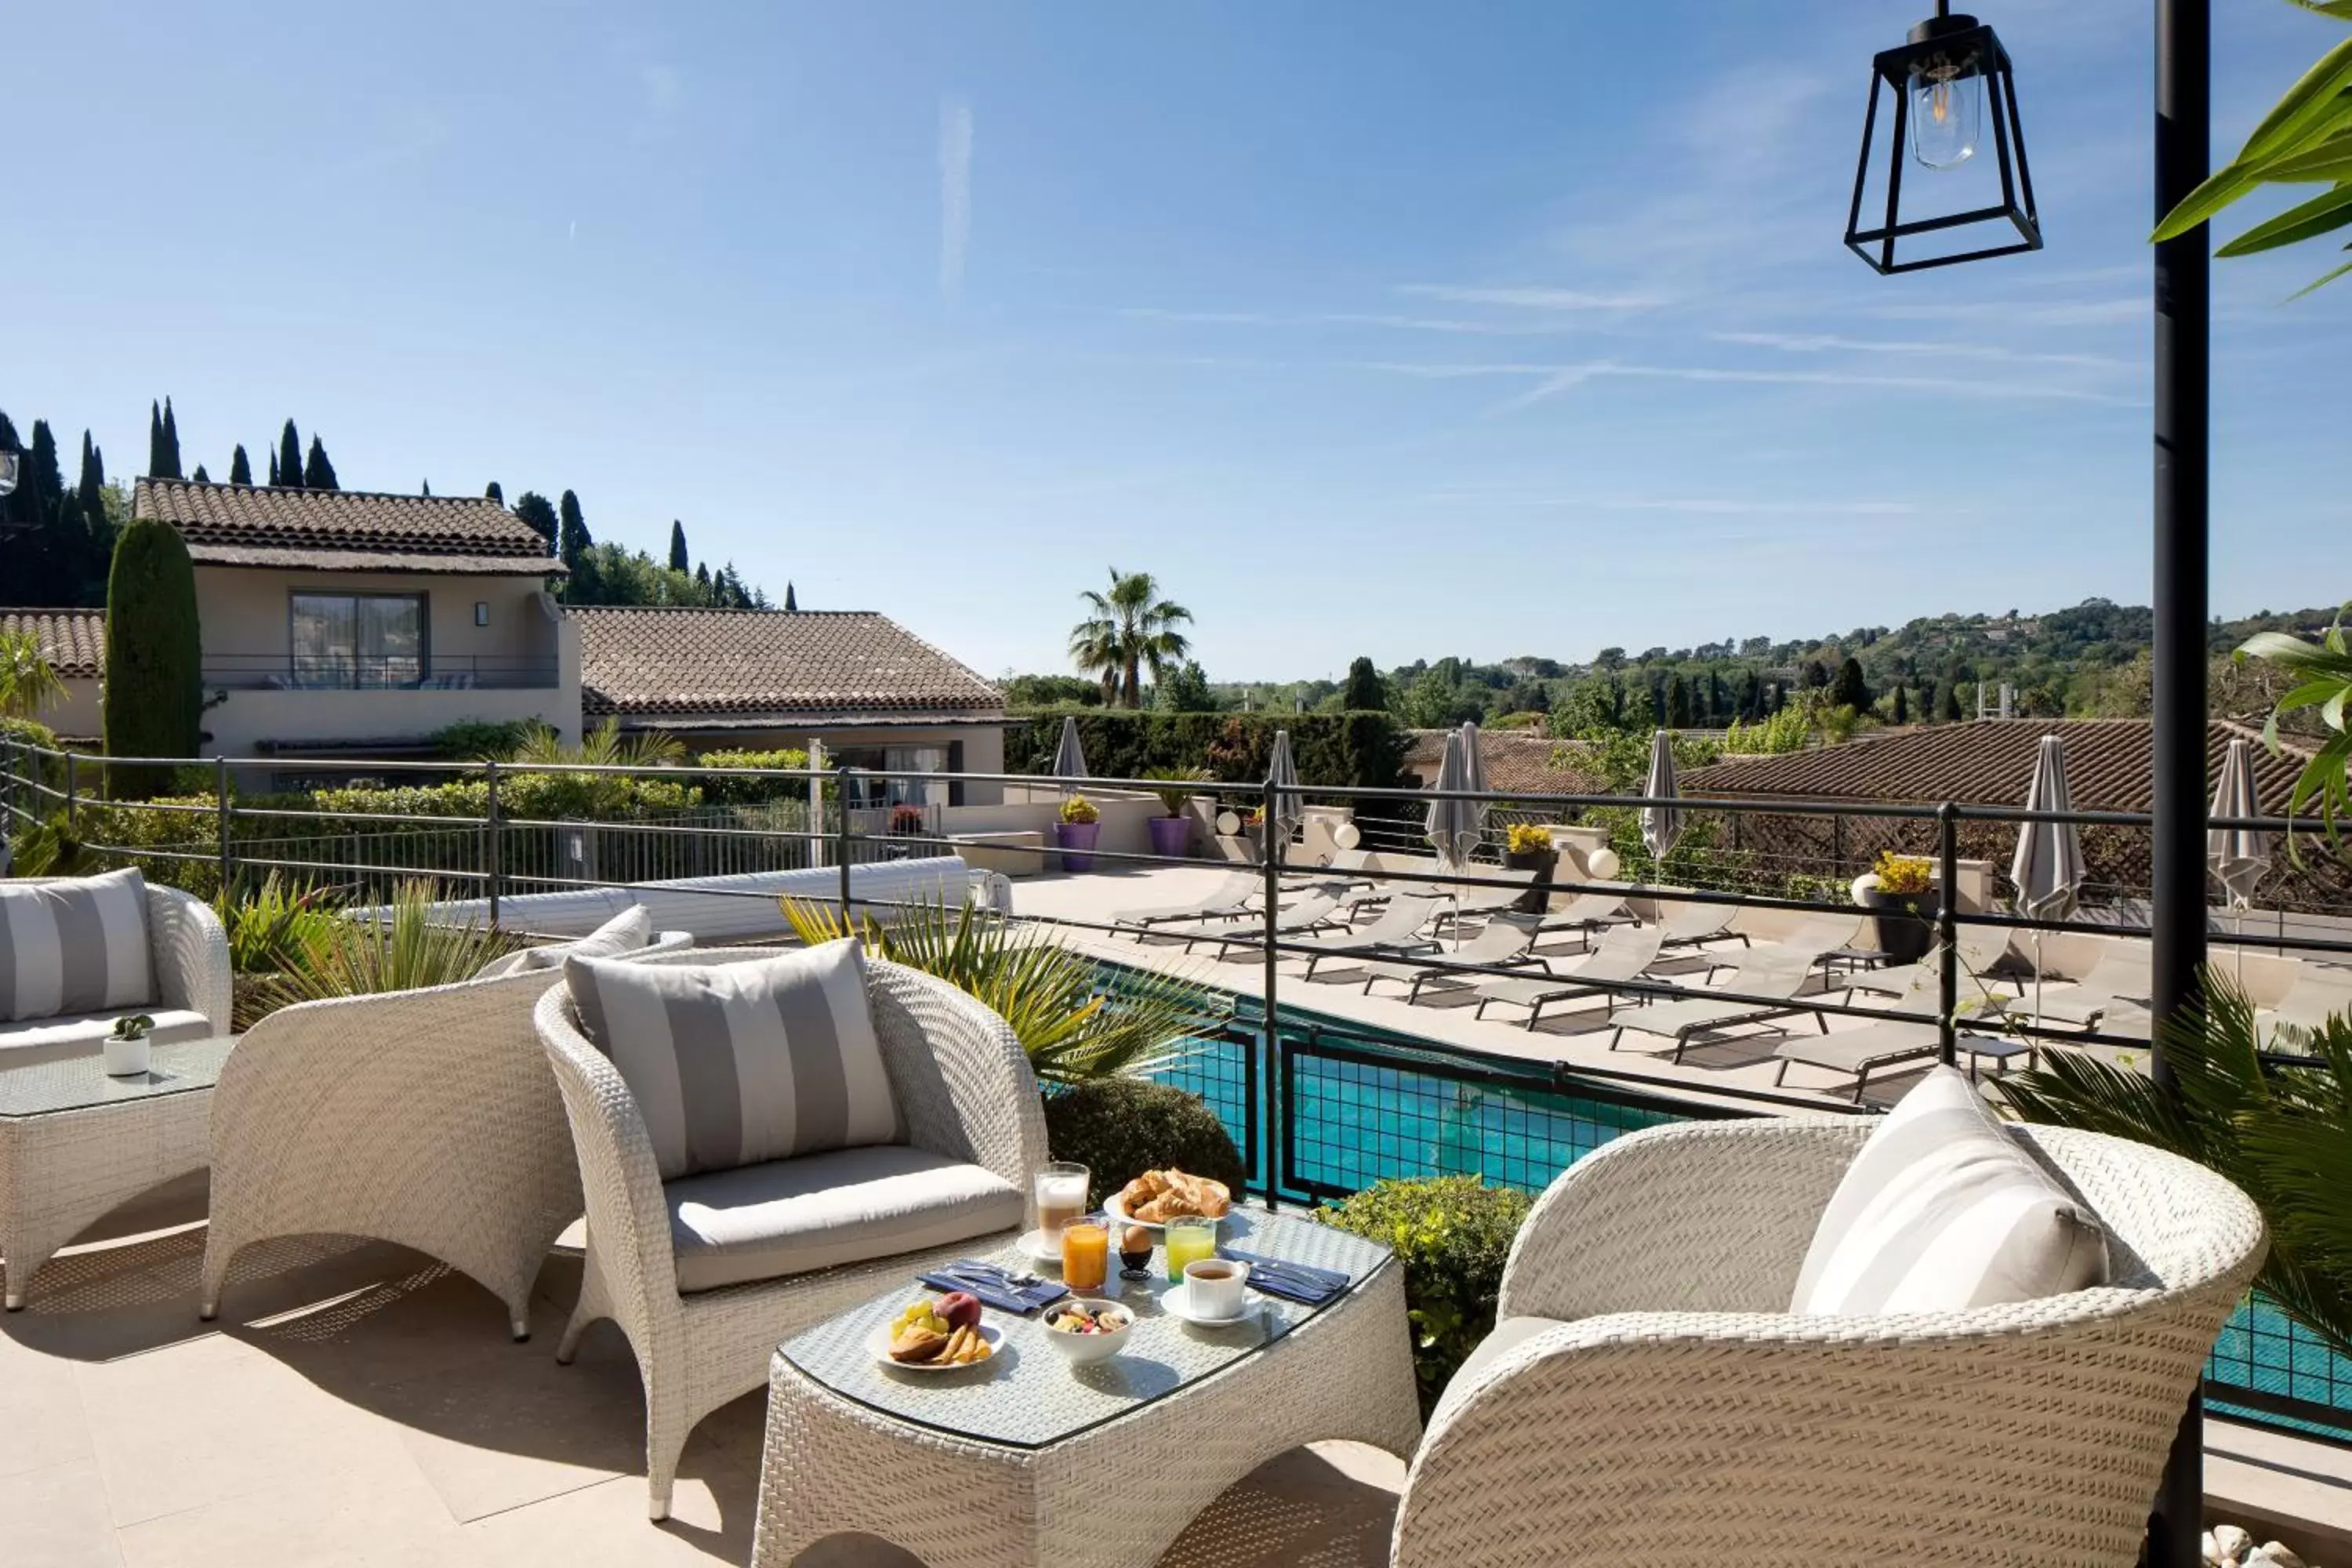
1385 1118 2265 1566
532 949 1047 1520
0 873 230 1062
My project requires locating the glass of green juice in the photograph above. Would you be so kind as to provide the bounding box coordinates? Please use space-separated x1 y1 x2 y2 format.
1164 1217 1217 1283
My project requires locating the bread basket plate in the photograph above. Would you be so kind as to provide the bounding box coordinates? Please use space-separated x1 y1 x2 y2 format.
1104 1180 1230 1233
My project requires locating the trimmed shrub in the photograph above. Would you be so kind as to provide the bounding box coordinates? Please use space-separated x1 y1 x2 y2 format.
1041 1078 1247 1210
1317 1176 1533 1412
691 747 811 804
103 517 203 799
1004 710 1404 798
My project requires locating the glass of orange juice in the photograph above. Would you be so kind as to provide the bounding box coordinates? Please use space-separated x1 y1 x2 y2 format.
1164 1216 1217 1283
1061 1214 1109 1293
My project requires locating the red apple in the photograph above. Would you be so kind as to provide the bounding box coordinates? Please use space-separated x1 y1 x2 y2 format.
937 1290 981 1330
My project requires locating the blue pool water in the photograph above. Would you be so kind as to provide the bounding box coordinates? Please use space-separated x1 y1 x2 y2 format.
1125 967 2352 1446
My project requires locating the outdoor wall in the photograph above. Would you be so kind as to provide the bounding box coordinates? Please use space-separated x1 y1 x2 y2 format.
193 566 562 681
661 722 1007 805
203 683 580 759
33 677 103 742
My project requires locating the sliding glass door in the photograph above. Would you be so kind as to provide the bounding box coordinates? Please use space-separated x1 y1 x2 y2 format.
290 593 427 688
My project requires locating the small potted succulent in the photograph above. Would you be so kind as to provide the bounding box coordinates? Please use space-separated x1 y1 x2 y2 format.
105 1014 155 1078
1055 793 1102 873
1860 850 1935 964
1142 768 1207 861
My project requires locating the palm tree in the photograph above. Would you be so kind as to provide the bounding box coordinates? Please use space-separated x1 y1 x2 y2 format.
0 630 67 720
1069 569 1193 709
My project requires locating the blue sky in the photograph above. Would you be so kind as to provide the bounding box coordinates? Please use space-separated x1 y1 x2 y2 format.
8 1 2345 683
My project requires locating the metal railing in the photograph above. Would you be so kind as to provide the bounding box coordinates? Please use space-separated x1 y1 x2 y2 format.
201 654 561 691
5 735 2350 1441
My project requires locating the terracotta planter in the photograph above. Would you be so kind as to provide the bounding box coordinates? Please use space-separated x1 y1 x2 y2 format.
1146 814 1193 861
1054 819 1101 873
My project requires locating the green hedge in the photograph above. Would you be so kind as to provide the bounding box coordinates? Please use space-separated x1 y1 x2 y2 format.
1004 710 1403 797
1040 1078 1248 1210
1317 1176 1532 1412
690 748 811 804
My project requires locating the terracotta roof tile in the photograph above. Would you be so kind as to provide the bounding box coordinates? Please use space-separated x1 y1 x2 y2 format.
573 607 1002 721
1400 728 1610 798
0 608 106 678
133 479 557 569
1684 718 2308 814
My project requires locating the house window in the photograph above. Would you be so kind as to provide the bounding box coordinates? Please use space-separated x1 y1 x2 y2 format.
832 745 949 808
290 593 427 688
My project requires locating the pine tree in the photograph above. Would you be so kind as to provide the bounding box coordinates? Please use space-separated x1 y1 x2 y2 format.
557 490 592 572
303 435 339 490
1340 655 1386 712
484 481 503 503
511 492 558 553
228 445 253 485
782 579 797 612
667 520 689 572
158 397 183 480
277 420 304 491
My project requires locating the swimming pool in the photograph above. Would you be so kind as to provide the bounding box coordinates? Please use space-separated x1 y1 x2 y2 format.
1116 961 2352 1447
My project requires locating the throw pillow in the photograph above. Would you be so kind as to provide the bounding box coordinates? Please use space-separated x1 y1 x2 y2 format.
1791 1066 2107 1315
477 903 654 978
563 938 901 1179
0 866 156 1022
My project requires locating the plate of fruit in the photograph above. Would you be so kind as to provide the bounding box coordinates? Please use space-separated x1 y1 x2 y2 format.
871 1291 1000 1372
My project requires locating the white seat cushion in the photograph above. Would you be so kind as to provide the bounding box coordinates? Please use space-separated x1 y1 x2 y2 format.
0 1007 214 1062
1792 1066 2107 1315
665 1144 1024 1294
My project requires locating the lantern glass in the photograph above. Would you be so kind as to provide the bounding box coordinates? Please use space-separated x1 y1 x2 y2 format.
1908 58 1983 169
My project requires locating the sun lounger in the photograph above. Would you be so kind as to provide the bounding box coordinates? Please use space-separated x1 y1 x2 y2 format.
2258 962 2352 1047
1446 866 1538 918
1534 887 1632 942
1646 896 1746 951
2020 937 2152 1026
1842 928 2019 1014
1356 913 1545 1002
1609 942 1822 1062
1289 893 1451 978
1110 869 1265 934
1472 925 1669 1028
1773 1021 1949 1102
1164 881 1351 955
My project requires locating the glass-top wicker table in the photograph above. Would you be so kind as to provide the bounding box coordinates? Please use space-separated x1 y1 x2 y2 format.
749 1205 1421 1568
0 1037 234 1308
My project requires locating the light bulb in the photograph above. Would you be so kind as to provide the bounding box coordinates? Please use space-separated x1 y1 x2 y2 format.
1907 64 1982 170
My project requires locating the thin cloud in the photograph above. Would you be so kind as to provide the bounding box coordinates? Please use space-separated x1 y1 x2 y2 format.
1396 284 1666 311
1355 358 2147 408
1105 307 1585 336
1713 330 2134 372
938 97 973 300
1863 297 2144 327
1422 487 1922 517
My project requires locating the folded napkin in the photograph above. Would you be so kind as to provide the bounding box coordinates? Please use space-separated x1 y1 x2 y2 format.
916 1262 1069 1316
1221 1248 1349 1307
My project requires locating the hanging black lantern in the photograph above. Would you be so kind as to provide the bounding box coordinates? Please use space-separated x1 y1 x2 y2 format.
1845 2 2040 274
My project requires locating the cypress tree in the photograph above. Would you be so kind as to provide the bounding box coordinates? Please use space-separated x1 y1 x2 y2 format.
191 463 210 483
1830 655 1870 710
277 419 304 491
77 434 105 521
1940 682 1965 723
511 492 558 553
103 517 203 797
1340 655 1386 712
484 481 503 503
421 479 431 496
694 563 712 601
147 401 165 478
228 445 252 485
782 579 797 612
303 435 339 490
158 397 183 480
1893 684 1911 724
267 448 281 485
557 490 592 573
667 520 689 572
1664 672 1692 728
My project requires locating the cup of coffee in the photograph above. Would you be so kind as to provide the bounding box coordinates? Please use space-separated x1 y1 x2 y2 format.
1183 1258 1251 1320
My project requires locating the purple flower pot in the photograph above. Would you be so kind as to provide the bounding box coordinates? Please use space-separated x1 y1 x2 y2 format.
1147 814 1193 862
1054 819 1101 873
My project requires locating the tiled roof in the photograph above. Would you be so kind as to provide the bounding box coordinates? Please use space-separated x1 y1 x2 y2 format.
133 480 561 573
0 608 105 678
1400 728 1610 798
1685 718 2310 814
573 608 1003 720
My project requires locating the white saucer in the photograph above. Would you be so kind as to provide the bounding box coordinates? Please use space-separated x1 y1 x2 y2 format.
1163 1283 1250 1327
1018 1228 1063 1265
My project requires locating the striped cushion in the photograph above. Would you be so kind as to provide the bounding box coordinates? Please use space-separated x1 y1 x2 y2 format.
476 904 653 978
564 939 901 1180
0 869 156 1024
1791 1066 2107 1316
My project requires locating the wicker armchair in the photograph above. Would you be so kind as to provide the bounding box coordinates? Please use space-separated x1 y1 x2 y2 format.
532 950 1047 1520
1388 1118 2266 1568
0 879 230 1058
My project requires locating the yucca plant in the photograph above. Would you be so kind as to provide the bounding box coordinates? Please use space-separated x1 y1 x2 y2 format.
780 895 1214 1083
256 879 521 1014
216 873 344 1029
1998 971 2352 1357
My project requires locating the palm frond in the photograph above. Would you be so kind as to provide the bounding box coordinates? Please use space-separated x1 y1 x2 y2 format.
779 895 1214 1083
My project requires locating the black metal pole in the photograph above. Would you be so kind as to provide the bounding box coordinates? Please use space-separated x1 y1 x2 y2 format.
2150 0 2211 1558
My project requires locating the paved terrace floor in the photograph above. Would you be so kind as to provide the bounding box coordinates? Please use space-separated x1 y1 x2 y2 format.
1014 862 1955 1114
